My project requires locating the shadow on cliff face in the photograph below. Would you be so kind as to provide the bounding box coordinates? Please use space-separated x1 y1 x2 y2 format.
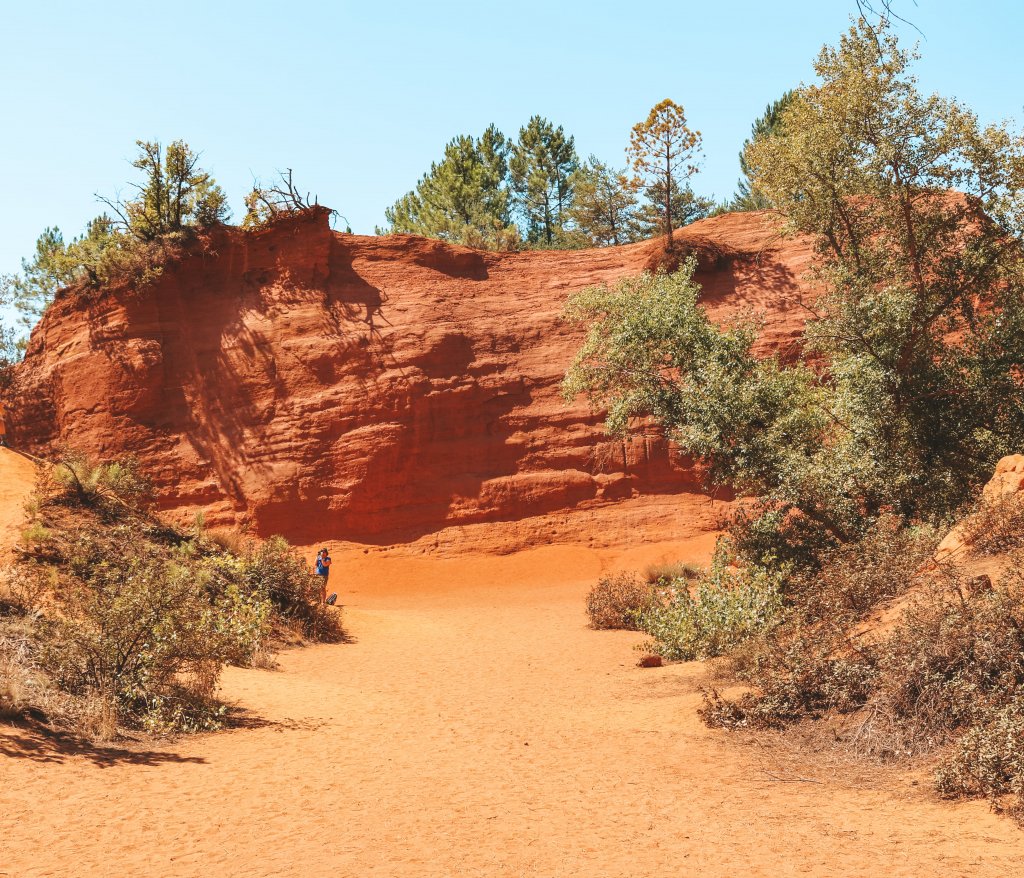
253 375 574 545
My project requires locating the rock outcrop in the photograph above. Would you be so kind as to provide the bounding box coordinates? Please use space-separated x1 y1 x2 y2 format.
8 209 816 552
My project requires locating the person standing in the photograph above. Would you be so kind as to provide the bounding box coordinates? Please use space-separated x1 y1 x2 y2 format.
0 398 7 447
315 548 332 603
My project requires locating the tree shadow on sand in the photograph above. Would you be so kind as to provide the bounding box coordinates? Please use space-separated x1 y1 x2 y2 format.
0 715 207 767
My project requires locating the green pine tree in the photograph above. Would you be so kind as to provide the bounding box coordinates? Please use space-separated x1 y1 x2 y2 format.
567 157 639 247
509 116 579 246
383 125 519 249
731 91 796 211
633 179 715 240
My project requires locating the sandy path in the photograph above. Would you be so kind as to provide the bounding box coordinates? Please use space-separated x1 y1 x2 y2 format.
0 448 36 549
3 533 1024 876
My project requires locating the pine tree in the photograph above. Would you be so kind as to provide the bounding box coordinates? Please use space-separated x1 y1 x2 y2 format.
627 100 703 250
731 91 796 211
383 125 519 249
509 116 579 246
567 157 639 247
0 216 116 333
633 179 715 240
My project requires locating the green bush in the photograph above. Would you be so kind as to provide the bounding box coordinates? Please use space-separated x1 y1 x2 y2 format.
635 544 785 661
36 532 269 733
585 573 657 630
936 697 1024 821
11 451 348 737
51 452 152 511
240 535 341 640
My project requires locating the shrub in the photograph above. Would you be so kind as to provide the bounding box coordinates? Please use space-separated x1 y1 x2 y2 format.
790 515 939 624
0 626 36 720
700 624 876 729
644 560 701 584
936 697 1024 821
863 574 1024 757
961 495 1024 556
35 539 269 733
21 521 55 548
635 544 785 661
50 452 152 511
585 573 656 630
12 451 345 736
240 536 344 641
703 553 1024 818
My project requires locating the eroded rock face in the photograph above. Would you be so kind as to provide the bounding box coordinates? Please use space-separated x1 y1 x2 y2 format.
935 454 1024 562
9 209 816 551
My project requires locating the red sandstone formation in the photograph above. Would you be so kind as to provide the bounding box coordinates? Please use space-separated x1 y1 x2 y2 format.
8 209 817 552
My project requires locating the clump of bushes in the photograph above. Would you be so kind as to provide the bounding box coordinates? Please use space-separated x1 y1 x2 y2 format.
1 452 341 738
585 573 657 630
697 522 1024 821
50 451 153 511
634 542 785 661
936 696 1024 820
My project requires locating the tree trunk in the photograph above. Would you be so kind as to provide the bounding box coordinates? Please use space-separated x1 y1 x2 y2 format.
664 165 674 252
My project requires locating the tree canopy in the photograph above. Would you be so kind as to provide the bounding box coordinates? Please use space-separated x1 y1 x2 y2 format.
731 91 795 211
567 157 640 247
565 18 1024 569
627 100 703 249
509 116 579 246
383 125 519 249
103 140 229 241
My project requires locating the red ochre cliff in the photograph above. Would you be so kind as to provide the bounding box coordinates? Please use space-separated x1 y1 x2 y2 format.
8 208 817 553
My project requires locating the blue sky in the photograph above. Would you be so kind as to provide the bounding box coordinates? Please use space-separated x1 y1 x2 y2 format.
2 0 1023 280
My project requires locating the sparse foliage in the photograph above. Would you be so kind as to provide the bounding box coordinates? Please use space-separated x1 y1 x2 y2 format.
243 169 327 228
627 100 703 249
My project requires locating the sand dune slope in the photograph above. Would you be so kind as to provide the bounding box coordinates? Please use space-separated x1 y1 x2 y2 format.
0 448 36 548
4 537 1024 877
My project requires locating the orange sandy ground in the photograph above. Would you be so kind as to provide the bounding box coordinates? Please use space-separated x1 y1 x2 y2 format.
4 452 1024 876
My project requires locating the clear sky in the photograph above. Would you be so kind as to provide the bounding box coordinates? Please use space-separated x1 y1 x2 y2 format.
2 0 1023 279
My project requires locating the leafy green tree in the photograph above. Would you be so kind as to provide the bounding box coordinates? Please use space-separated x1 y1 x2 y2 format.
0 217 116 341
509 116 579 246
566 20 1024 569
632 179 715 240
383 125 519 249
567 157 639 246
103 139 229 241
627 100 703 249
3 139 228 345
731 90 795 211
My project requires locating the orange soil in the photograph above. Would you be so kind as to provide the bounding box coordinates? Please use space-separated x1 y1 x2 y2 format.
0 448 36 549
4 525 1024 876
